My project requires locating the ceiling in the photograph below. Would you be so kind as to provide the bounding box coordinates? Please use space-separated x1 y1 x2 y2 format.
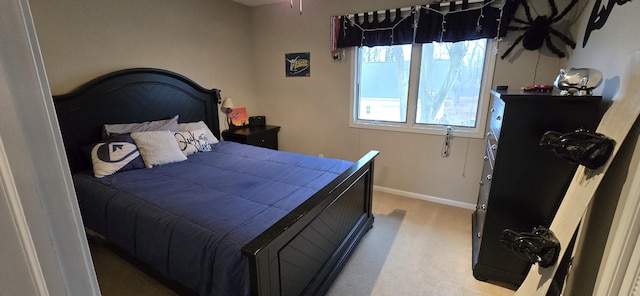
232 0 287 6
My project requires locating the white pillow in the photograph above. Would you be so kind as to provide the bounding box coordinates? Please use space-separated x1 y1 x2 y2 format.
179 121 218 144
104 115 180 138
174 129 212 156
131 130 187 168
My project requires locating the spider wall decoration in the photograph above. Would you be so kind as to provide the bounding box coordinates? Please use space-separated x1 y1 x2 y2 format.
500 0 579 59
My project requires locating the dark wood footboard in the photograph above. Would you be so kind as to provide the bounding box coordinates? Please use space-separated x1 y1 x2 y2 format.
243 150 378 296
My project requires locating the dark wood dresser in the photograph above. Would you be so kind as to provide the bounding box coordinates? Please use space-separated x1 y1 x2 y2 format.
221 125 280 150
472 90 602 289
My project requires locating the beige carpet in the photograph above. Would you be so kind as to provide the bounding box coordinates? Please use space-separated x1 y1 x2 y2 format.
89 191 515 295
326 191 513 296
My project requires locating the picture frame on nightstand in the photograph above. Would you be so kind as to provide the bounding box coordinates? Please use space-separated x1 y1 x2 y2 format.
228 107 249 129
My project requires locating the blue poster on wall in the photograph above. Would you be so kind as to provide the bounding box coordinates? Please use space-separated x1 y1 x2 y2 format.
285 52 310 77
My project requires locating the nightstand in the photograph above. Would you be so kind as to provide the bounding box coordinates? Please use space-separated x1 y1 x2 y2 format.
221 125 281 150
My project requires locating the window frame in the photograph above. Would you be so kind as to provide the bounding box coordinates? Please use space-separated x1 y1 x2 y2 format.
349 39 498 139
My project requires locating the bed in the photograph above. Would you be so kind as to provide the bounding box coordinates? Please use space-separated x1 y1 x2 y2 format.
52 68 378 295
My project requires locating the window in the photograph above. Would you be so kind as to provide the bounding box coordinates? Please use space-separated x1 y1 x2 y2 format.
351 39 496 138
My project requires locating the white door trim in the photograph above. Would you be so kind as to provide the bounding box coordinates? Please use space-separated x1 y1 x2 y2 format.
0 0 100 294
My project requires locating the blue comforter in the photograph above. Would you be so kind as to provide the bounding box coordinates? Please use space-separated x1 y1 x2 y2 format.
73 141 354 295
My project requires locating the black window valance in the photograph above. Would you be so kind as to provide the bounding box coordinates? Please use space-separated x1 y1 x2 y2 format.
415 0 504 43
336 8 416 48
332 0 515 49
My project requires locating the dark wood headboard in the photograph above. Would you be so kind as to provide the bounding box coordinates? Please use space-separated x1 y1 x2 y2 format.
53 68 222 173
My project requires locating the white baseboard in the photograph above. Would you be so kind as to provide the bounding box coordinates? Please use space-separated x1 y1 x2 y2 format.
373 186 477 210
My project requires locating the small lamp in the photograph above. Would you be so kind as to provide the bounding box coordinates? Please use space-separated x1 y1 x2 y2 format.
220 97 235 128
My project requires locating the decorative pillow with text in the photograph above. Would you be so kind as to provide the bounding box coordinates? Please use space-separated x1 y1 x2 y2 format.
174 128 213 156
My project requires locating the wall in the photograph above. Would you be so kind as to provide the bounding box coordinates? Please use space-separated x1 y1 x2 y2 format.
29 0 258 130
559 0 640 294
250 0 564 206
28 0 571 207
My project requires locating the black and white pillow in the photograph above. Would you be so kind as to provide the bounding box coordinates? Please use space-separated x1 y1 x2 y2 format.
90 134 145 178
174 128 213 156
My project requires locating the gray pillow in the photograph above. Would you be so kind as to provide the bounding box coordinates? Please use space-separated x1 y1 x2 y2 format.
104 115 179 138
131 130 187 168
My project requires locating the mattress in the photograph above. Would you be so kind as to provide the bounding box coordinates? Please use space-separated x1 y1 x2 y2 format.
73 141 354 295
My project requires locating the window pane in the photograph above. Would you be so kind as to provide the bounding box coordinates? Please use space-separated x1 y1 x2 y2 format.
416 40 486 127
357 45 411 122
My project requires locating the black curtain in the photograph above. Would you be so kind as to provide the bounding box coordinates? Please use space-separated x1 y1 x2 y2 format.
414 3 444 44
334 0 517 48
415 0 506 43
337 8 416 48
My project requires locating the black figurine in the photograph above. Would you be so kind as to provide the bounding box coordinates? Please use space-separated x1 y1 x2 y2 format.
540 129 615 169
500 226 560 268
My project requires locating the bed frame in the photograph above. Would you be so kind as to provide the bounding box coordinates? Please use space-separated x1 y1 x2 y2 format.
53 68 378 295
